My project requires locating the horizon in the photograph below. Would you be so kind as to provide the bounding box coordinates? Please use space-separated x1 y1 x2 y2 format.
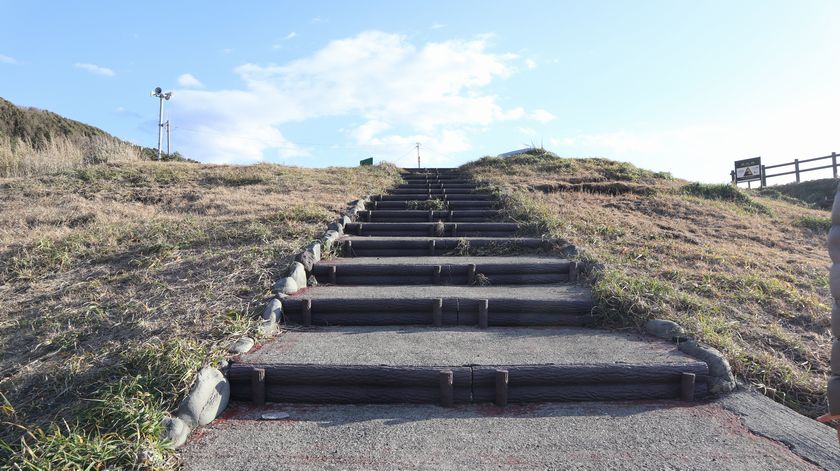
2 1 839 183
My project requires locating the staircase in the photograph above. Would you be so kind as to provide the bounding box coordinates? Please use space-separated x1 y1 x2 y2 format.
228 168 709 406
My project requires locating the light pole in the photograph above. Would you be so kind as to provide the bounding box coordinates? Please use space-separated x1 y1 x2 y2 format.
150 87 173 160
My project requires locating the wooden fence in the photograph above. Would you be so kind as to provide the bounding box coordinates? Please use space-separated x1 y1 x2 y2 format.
731 152 838 187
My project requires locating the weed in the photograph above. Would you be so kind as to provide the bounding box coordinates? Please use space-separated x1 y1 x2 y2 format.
406 199 446 210
472 273 491 286
796 215 831 233
680 182 770 214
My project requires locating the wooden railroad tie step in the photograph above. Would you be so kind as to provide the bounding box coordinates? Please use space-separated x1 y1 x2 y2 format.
230 362 710 406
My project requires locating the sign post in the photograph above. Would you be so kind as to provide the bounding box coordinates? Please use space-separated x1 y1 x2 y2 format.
734 157 762 188
360 157 373 166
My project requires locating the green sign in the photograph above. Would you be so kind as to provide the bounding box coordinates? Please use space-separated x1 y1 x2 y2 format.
360 157 373 166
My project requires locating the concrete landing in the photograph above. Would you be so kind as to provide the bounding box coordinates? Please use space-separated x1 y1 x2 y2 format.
238 326 692 367
180 393 826 470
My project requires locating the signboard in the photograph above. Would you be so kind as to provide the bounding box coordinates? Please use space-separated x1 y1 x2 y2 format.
734 157 761 182
360 157 373 166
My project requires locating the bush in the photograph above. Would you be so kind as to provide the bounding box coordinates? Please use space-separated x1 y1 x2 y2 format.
680 183 770 214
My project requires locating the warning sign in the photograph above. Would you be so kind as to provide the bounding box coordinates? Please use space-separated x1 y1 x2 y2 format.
734 157 761 182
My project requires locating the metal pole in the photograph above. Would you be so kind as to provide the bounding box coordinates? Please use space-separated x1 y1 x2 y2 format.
795 159 800 183
416 142 421 169
833 152 838 179
166 121 171 157
761 165 767 187
157 95 164 161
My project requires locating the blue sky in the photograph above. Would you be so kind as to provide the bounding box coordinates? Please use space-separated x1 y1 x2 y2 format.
2 0 839 182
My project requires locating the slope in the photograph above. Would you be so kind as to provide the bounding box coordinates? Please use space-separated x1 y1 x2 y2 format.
462 149 832 418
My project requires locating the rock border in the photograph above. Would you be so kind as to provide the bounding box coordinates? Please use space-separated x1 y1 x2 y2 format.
642 318 736 394
163 194 378 449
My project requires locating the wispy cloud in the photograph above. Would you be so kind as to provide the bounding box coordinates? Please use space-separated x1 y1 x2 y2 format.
74 62 115 77
431 23 447 29
0 54 16 64
310 17 327 24
530 109 556 123
525 58 537 69
177 73 204 88
173 31 536 165
272 32 298 49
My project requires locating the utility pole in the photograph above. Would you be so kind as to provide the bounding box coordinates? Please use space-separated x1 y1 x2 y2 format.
416 142 421 169
150 87 173 161
165 120 171 157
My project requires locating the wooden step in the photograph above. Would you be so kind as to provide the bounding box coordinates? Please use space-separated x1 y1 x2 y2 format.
344 222 518 237
311 256 575 285
357 210 502 222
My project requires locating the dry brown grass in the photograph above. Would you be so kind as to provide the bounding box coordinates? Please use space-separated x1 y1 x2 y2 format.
463 151 831 417
0 134 145 177
0 161 401 446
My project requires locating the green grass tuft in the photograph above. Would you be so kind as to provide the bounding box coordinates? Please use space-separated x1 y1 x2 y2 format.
680 182 770 214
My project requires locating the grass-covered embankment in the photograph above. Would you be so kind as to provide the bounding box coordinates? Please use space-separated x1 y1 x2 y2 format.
462 150 832 418
0 160 402 469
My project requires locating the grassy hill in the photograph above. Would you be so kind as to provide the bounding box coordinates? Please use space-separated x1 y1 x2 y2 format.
0 161 402 468
463 150 832 418
757 177 839 210
0 97 186 177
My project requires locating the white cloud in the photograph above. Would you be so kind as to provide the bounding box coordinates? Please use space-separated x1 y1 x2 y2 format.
173 31 532 164
431 23 447 29
0 54 16 64
74 62 115 77
525 58 537 69
272 32 298 49
548 91 840 183
531 109 556 123
177 73 204 88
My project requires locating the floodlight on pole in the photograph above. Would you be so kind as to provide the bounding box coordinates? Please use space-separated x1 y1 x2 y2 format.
150 86 173 161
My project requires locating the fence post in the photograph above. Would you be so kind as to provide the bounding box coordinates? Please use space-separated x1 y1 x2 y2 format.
795 159 800 183
760 165 767 187
730 170 736 185
833 152 838 179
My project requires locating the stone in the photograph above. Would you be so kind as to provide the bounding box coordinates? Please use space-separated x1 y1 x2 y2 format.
161 416 190 448
308 275 318 287
229 336 255 354
289 262 307 289
340 215 352 226
272 276 298 295
258 310 278 337
263 297 282 321
324 230 340 241
306 242 322 261
176 367 230 429
328 221 343 235
261 411 290 420
295 250 316 272
644 319 685 340
678 340 735 394
561 244 578 257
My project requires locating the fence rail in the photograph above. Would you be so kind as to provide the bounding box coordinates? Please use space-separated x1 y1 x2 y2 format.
731 152 838 187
